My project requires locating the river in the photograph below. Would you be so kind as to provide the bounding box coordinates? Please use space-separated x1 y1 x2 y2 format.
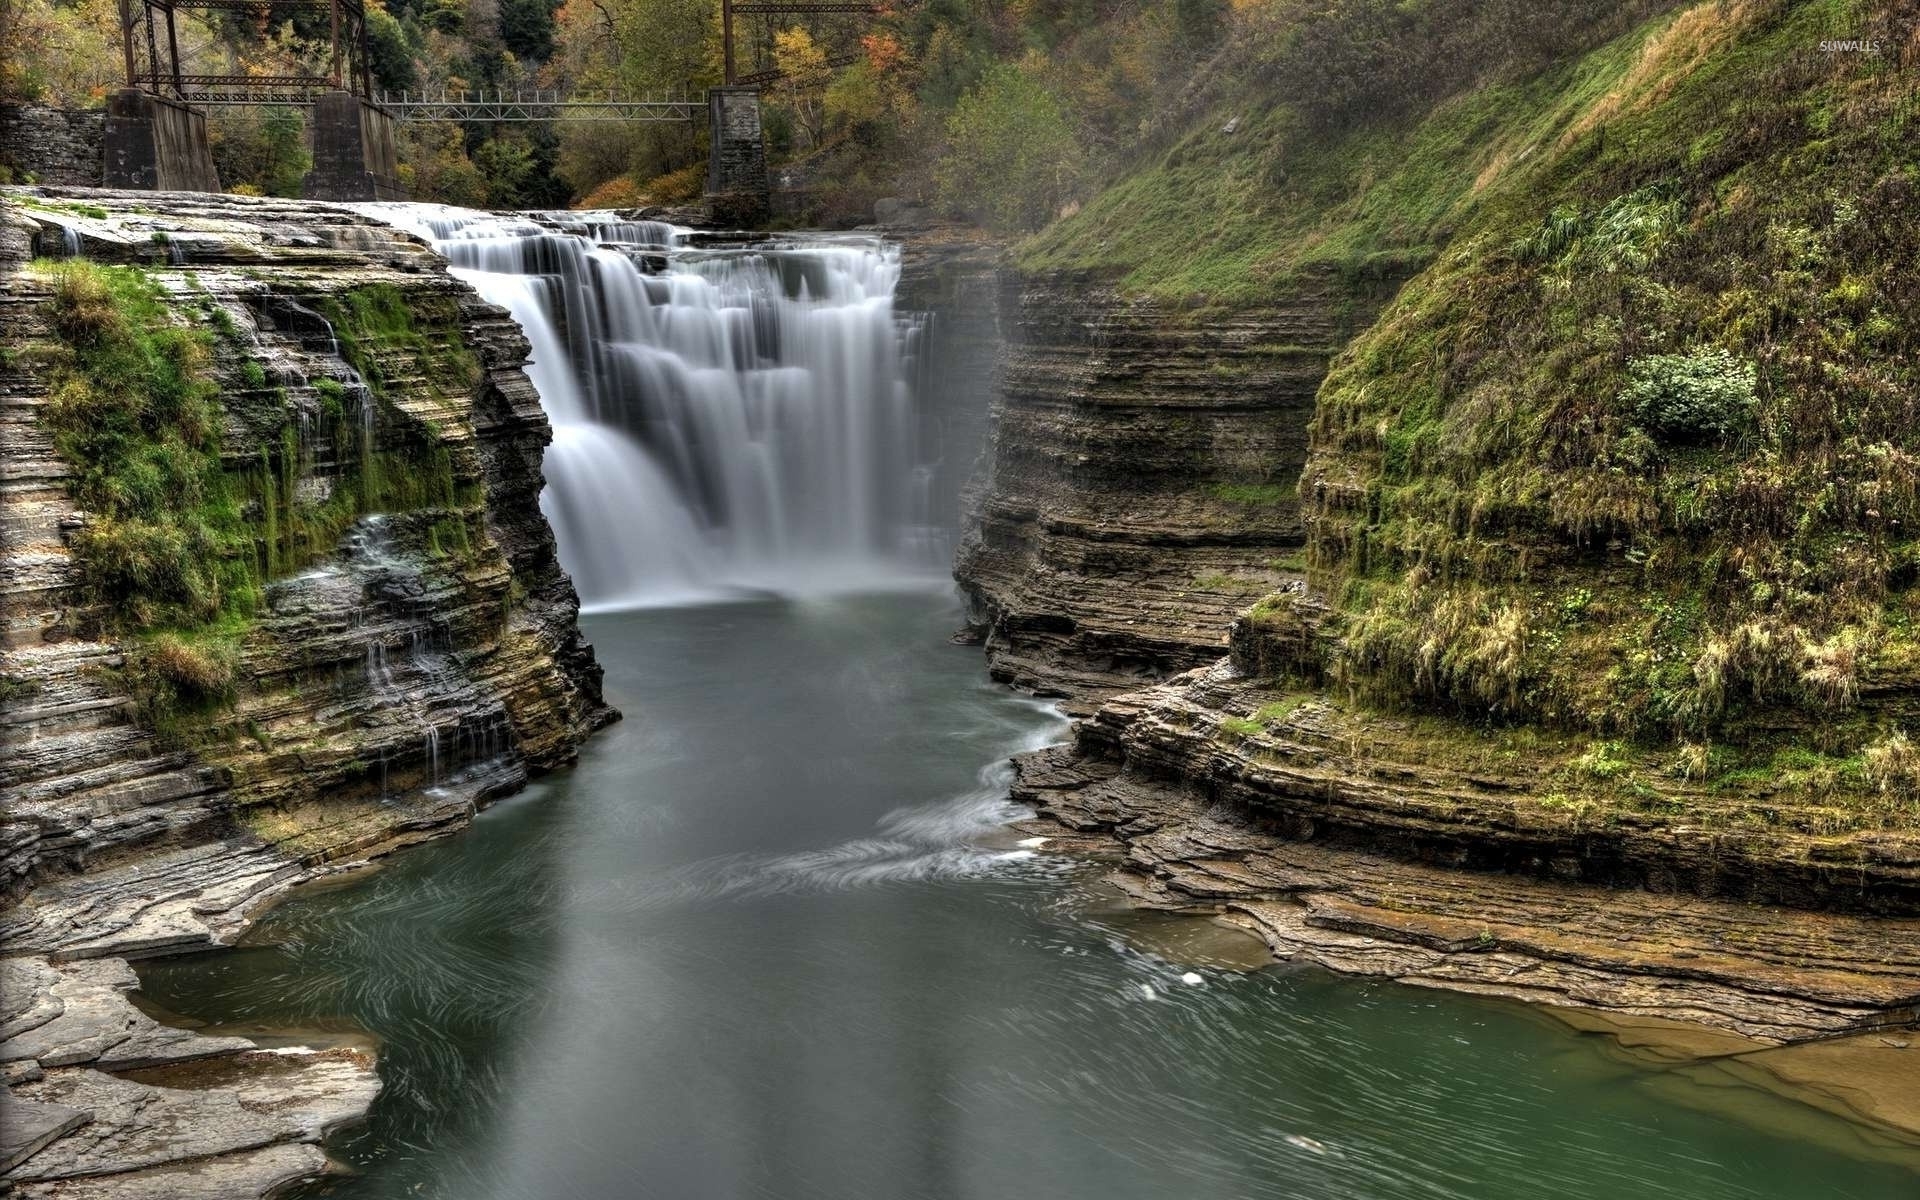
129 214 1920 1198
134 590 1919 1198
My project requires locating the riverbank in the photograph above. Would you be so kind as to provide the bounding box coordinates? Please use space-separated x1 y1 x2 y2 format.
125 595 1920 1198
1000 657 1920 1149
0 190 612 1197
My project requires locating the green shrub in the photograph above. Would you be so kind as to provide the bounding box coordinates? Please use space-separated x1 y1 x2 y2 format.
936 64 1084 233
1620 349 1756 443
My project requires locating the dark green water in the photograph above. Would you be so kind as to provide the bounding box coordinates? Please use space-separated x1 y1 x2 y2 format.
136 591 1920 1199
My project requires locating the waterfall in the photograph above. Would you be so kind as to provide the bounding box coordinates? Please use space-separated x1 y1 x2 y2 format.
357 204 943 610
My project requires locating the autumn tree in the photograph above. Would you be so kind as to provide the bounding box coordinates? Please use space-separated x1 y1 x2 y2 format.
770 26 831 147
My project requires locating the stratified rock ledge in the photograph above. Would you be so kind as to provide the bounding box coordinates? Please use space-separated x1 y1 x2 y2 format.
1012 662 1920 1141
2 189 615 1197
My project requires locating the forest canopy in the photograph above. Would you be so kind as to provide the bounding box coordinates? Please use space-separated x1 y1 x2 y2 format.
1 0 1233 220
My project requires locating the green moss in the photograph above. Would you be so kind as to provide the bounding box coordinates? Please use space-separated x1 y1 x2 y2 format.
34 260 246 630
1209 481 1295 506
35 263 490 743
1254 696 1308 724
1289 0 1920 743
1192 572 1269 592
322 283 481 405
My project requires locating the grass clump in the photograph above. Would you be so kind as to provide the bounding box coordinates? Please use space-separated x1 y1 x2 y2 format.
35 260 244 629
1254 696 1308 724
1218 716 1263 740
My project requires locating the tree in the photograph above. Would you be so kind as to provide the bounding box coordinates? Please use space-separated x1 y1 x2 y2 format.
771 26 830 147
935 62 1082 232
208 107 311 196
397 121 488 206
474 134 540 207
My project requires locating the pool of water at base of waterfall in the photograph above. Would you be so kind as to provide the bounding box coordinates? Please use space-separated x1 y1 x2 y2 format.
134 591 1920 1200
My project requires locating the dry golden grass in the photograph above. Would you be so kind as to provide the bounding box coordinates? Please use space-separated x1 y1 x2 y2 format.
1558 0 1767 150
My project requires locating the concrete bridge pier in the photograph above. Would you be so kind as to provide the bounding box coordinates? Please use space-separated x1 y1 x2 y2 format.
706 86 769 228
303 91 405 201
102 88 220 192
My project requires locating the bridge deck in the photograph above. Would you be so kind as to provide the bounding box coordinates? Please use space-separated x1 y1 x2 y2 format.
374 90 703 122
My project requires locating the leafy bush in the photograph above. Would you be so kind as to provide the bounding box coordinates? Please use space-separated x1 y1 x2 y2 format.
1620 350 1757 443
936 64 1084 233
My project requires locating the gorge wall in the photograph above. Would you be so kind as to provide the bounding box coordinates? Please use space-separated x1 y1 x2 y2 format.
0 188 610 1196
957 0 1920 1049
956 267 1400 710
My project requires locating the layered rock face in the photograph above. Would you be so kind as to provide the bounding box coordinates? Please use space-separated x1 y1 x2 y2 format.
1013 644 1920 1043
955 267 1398 709
0 188 611 1196
0 107 105 189
952 8 1920 1061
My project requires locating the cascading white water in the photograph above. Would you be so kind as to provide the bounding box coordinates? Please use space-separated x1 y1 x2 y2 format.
357 204 943 610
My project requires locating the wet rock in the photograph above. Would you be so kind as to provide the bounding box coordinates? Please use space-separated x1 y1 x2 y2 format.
0 960 254 1072
1013 666 1920 1044
0 1094 89 1173
6 1050 375 1189
0 187 615 1199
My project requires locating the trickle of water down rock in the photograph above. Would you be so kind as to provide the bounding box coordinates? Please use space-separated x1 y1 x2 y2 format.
364 205 943 610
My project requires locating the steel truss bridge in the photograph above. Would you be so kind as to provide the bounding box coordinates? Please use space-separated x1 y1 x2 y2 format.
118 0 377 106
374 89 704 123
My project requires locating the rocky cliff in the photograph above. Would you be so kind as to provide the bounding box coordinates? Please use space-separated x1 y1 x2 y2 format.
956 268 1400 710
956 0 1920 1053
0 188 611 1197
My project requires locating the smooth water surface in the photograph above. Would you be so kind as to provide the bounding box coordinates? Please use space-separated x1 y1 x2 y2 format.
138 593 1920 1199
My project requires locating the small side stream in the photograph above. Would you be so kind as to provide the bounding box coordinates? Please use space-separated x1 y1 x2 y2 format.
136 592 1920 1200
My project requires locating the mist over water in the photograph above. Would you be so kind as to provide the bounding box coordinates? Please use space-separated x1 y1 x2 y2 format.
361 204 944 609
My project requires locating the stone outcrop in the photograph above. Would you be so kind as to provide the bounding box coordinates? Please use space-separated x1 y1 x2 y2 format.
1015 660 1920 1041
955 267 1401 711
0 106 106 189
953 232 1920 1075
0 187 613 1196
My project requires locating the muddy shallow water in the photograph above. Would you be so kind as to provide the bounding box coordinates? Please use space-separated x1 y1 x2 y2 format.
136 591 1920 1199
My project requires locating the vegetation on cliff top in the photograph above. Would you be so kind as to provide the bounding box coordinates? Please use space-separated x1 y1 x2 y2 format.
1019 0 1689 302
37 260 247 629
1008 0 1919 816
33 261 484 734
1302 0 1920 751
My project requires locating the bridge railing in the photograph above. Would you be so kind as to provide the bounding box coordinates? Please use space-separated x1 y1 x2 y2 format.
374 88 705 123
